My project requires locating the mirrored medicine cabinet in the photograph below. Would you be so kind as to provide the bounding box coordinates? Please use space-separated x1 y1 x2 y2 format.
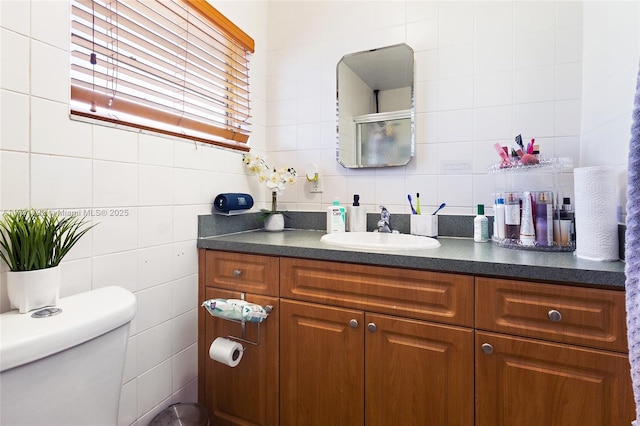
336 43 415 168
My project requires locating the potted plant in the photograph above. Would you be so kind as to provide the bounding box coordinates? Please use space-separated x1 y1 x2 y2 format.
0 209 94 313
242 154 297 231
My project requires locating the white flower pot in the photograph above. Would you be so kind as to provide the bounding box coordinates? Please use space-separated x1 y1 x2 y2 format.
264 214 285 232
7 266 61 313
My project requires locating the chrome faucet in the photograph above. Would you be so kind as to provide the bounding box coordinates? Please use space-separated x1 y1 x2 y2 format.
377 206 393 233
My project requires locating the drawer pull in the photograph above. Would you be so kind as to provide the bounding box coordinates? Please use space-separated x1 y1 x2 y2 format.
548 309 562 322
349 319 359 329
481 343 494 355
233 269 242 277
367 323 377 332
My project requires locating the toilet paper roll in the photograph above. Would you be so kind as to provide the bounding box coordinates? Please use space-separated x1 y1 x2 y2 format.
209 337 244 367
574 166 619 261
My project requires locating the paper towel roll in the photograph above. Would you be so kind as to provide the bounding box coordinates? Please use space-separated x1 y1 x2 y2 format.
209 337 243 367
574 166 619 261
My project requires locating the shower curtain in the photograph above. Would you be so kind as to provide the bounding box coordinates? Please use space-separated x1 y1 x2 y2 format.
626 60 640 424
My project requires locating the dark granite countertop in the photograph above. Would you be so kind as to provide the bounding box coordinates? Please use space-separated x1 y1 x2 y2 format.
197 229 626 289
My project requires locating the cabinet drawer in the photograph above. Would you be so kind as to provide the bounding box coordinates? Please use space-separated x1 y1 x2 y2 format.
281 257 473 327
476 277 627 352
203 250 279 296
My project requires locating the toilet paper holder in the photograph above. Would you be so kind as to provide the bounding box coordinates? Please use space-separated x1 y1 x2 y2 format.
203 292 273 347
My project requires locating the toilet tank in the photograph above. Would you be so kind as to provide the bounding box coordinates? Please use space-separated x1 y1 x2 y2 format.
0 286 136 426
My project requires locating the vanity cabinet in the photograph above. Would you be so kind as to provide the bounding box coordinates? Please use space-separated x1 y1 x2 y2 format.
475 277 635 425
199 249 634 425
279 258 475 426
198 250 280 426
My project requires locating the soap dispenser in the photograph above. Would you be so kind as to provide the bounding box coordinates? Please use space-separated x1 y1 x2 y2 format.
327 198 346 233
347 194 367 232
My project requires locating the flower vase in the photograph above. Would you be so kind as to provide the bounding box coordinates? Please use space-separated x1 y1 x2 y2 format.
6 266 61 313
264 213 285 232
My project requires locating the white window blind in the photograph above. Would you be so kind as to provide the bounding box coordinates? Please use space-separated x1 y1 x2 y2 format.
70 0 254 150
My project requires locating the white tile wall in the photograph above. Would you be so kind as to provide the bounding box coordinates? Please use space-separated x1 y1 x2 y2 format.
93 161 139 207
31 40 69 103
138 207 173 248
137 321 173 375
578 1 638 173
93 126 139 163
0 89 30 151
137 359 173 417
0 0 30 35
172 343 198 392
173 310 198 353
138 245 174 291
266 1 637 216
1 2 638 425
0 1 266 424
92 251 138 292
31 154 93 208
0 151 29 208
92 212 139 256
31 97 93 157
0 29 30 93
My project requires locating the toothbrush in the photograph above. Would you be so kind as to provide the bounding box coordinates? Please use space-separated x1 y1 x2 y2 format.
407 194 417 214
432 202 446 215
416 193 421 215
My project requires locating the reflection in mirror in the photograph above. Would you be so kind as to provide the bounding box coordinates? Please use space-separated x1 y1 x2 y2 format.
337 44 414 168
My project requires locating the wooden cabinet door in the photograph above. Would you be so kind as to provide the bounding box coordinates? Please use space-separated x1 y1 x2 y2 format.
476 331 635 426
280 299 365 426
365 313 474 426
201 288 279 426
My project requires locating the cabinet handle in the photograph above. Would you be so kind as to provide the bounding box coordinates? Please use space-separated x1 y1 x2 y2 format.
349 319 359 329
367 323 377 332
233 269 242 277
548 309 562 322
481 343 494 355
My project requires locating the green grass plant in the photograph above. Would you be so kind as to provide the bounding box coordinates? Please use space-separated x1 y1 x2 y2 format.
0 209 95 271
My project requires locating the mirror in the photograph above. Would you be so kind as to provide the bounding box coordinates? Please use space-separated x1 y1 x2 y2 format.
336 43 415 168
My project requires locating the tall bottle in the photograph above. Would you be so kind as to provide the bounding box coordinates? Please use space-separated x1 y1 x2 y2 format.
560 196 575 244
504 192 521 240
535 192 553 246
327 198 346 233
474 204 489 242
494 197 505 239
519 192 535 246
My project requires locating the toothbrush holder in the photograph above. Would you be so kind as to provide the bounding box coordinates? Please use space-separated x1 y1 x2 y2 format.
410 215 438 238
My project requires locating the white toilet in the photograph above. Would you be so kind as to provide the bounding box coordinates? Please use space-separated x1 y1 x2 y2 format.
0 286 136 426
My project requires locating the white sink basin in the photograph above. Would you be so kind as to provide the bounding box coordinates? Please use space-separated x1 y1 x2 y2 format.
320 232 440 250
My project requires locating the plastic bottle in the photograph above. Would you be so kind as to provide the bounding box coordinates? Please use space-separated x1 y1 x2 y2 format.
560 197 575 244
347 194 367 232
535 192 553 246
474 204 489 242
519 192 536 246
327 198 346 233
494 197 505 239
504 192 521 240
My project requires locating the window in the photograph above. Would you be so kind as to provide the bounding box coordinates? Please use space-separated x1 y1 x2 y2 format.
70 0 254 151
